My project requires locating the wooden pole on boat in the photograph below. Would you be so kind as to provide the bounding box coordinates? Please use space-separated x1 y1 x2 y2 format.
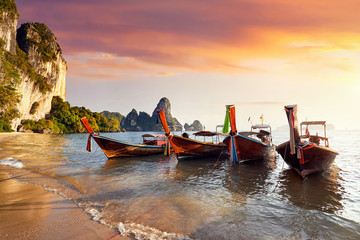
284 105 300 155
157 109 170 135
157 109 178 156
228 105 237 134
226 105 239 163
81 117 95 134
80 117 95 152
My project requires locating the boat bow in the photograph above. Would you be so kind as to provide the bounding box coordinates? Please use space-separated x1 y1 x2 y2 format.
81 117 96 152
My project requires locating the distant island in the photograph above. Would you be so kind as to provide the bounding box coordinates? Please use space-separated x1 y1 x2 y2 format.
19 96 197 133
0 0 203 133
184 120 203 131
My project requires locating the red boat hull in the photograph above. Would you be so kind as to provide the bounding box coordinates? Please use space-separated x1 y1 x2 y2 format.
223 134 275 162
171 135 226 158
93 135 166 158
277 141 338 178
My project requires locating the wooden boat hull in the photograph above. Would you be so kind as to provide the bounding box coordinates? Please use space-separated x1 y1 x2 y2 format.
223 134 275 162
277 141 338 178
93 135 166 158
171 135 226 158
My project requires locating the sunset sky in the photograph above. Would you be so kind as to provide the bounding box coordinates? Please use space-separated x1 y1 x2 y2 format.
15 0 360 131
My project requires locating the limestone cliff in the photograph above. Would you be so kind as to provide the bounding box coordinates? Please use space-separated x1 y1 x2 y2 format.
13 23 67 129
0 0 66 131
184 120 203 131
112 97 182 131
121 109 143 131
151 97 182 131
0 0 18 53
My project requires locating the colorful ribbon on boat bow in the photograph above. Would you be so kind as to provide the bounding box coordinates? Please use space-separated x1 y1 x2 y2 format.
297 142 315 165
229 136 239 164
164 134 171 157
158 109 179 157
86 133 94 152
80 117 96 153
226 105 239 164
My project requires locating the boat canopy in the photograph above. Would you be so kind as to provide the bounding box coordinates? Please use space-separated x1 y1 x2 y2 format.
141 134 166 138
300 121 328 147
251 124 271 129
251 124 272 135
300 121 326 126
193 131 227 137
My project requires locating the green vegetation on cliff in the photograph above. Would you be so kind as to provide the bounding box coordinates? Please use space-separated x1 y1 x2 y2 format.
18 23 62 63
0 0 19 21
0 41 52 132
0 38 19 132
19 96 185 133
21 96 121 133
101 111 124 124
29 101 39 114
2 45 51 93
0 84 19 131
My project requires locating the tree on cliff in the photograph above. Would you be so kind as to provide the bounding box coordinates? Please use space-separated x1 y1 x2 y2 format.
20 96 122 133
0 84 19 131
0 0 18 21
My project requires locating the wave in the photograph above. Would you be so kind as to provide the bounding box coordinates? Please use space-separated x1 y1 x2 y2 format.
0 157 24 169
81 203 191 240
117 222 191 240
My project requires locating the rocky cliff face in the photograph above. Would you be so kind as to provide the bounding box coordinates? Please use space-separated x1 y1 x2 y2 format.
152 97 182 131
184 120 203 131
117 97 183 131
0 1 18 53
0 1 67 131
121 109 142 131
12 23 67 129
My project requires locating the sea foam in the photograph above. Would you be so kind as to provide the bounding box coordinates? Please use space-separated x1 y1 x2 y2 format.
118 222 191 240
0 157 24 169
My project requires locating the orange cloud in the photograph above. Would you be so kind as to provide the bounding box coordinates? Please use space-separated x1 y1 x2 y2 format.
17 0 360 77
156 72 178 77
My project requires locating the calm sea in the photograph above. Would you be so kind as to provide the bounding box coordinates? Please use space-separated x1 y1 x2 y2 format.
0 130 359 239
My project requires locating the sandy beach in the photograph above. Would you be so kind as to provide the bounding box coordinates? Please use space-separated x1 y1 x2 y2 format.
0 171 133 240
0 133 132 240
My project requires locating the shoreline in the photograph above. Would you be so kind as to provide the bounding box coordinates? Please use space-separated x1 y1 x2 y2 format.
0 132 132 240
0 171 132 240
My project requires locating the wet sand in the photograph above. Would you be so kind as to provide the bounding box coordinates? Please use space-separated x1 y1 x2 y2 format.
0 172 132 240
0 133 131 240
0 172 131 240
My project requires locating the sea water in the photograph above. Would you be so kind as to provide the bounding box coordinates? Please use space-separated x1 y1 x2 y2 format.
0 130 359 239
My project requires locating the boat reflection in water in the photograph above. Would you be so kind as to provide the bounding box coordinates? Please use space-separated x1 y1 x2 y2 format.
223 155 277 196
276 165 345 214
103 154 173 170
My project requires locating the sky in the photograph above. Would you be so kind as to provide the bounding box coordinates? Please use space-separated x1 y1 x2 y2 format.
15 0 360 131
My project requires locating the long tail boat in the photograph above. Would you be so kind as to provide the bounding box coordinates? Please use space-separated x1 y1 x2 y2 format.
223 105 275 164
157 109 227 158
80 117 169 158
276 105 339 178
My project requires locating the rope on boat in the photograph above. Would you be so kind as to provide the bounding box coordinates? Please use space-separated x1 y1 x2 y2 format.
212 146 226 170
106 232 121 240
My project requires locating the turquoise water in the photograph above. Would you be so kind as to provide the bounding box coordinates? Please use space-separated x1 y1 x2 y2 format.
0 130 359 239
